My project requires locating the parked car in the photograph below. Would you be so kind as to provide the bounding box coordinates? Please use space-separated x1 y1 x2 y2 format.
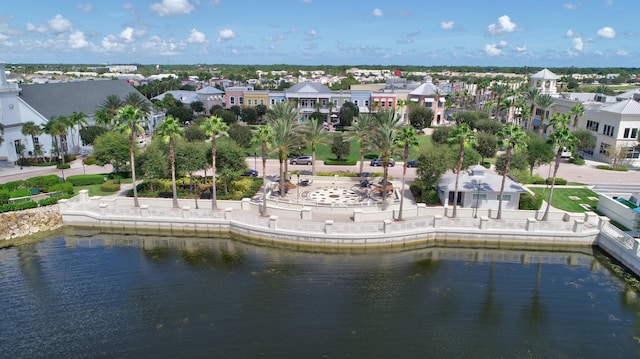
289 155 313 165
407 159 417 168
241 169 258 177
370 158 395 167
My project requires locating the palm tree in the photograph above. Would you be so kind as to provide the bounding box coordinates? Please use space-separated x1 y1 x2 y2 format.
448 123 477 218
114 105 145 207
368 109 403 202
68 111 88 153
125 92 151 131
534 94 554 135
200 115 230 210
303 118 329 175
252 125 275 216
523 88 540 131
568 102 585 129
44 116 70 179
542 114 576 221
496 124 528 219
98 95 124 127
490 83 509 118
157 116 184 208
394 126 419 221
265 101 302 198
346 113 374 175
21 121 43 161
326 102 335 124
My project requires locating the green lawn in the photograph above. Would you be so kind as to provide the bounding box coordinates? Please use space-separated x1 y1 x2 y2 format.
528 187 599 213
74 184 119 197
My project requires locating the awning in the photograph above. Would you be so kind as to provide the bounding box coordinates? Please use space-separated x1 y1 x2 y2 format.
410 98 419 102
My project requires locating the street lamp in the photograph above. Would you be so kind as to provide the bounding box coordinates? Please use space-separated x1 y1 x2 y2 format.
254 151 257 171
296 173 300 202
474 179 482 218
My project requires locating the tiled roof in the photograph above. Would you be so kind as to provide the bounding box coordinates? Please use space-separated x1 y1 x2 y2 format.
438 168 526 193
409 82 439 96
19 79 148 120
531 68 559 80
601 99 640 115
286 82 332 94
196 86 224 95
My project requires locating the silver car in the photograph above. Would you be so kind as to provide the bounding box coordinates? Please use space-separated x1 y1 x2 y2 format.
289 155 313 165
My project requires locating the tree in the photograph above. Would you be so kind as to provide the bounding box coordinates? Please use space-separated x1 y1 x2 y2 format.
79 126 108 147
227 123 253 148
241 107 257 125
394 126 419 221
166 106 194 125
572 129 595 156
496 124 528 219
346 113 374 175
448 123 477 218
525 134 555 175
200 115 230 210
368 110 403 202
139 139 168 192
21 121 43 161
92 131 131 173
114 105 145 207
303 118 329 175
331 134 350 161
43 116 69 177
98 94 124 127
408 106 434 129
175 139 209 195
542 114 576 221
252 125 275 215
416 144 453 189
68 111 88 152
432 126 454 145
473 132 498 164
190 101 205 114
534 94 554 135
568 102 585 129
523 88 540 131
338 107 354 127
183 123 208 142
255 104 267 121
266 101 302 198
156 116 184 208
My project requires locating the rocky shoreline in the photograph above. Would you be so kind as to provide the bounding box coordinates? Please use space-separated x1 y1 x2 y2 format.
0 205 63 241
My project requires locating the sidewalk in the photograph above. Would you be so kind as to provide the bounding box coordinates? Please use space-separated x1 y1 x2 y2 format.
0 159 113 183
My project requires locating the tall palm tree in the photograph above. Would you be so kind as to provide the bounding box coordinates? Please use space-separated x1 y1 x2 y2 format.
303 118 329 175
496 124 529 219
534 94 554 135
21 121 43 161
44 116 70 179
523 88 540 131
394 126 419 221
252 125 275 216
368 109 403 202
265 101 302 198
542 114 576 221
346 113 374 175
114 105 145 207
68 111 88 153
200 115 230 210
568 102 585 129
157 116 184 209
490 83 509 118
98 95 124 127
448 123 477 218
125 92 151 131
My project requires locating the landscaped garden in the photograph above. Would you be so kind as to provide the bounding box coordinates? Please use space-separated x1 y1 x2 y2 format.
527 187 599 213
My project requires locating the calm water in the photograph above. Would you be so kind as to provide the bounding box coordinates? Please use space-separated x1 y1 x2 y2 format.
1 230 640 359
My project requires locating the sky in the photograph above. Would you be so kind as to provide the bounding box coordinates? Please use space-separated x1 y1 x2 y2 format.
1 0 638 68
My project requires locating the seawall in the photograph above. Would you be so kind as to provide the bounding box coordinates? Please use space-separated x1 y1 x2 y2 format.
0 205 63 240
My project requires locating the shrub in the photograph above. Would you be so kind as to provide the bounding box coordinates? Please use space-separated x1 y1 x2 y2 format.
83 156 96 165
9 188 31 199
67 174 106 186
596 165 628 171
569 157 585 165
546 177 567 185
38 197 60 206
519 193 543 210
57 163 71 169
100 180 121 193
324 159 357 166
1 180 26 192
0 190 9 205
25 175 62 189
46 182 74 194
0 201 38 213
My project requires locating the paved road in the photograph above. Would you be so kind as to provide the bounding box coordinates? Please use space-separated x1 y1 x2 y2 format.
533 159 640 186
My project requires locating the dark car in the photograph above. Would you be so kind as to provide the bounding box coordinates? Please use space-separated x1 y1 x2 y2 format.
241 169 258 177
289 155 313 165
407 159 417 168
370 158 395 167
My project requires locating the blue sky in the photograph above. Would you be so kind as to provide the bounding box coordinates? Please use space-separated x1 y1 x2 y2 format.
1 0 638 67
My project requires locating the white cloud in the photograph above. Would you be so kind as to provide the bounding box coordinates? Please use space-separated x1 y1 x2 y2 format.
484 41 506 56
617 49 629 56
120 27 135 42
26 22 47 33
187 28 206 43
308 29 317 38
440 21 454 30
69 31 88 49
573 37 583 51
597 26 615 39
515 45 527 52
142 35 185 55
150 0 195 17
487 15 517 35
48 15 72 33
78 4 93 12
217 28 236 42
101 35 126 52
563 3 578 9
372 8 383 17
565 29 581 38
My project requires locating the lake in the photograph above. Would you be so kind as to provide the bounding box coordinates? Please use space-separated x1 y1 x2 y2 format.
1 229 639 358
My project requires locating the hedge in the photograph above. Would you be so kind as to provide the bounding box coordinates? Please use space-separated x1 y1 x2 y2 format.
519 193 543 210
323 159 358 166
100 180 121 193
596 165 628 171
0 201 38 213
57 163 71 169
545 177 567 185
83 156 96 165
46 182 74 194
9 188 32 199
0 190 9 204
26 175 62 189
67 174 106 186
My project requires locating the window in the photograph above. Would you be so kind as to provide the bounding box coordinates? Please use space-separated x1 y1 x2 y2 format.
497 194 512 202
425 102 432 108
626 147 640 159
365 100 369 107
239 97 244 105
322 99 327 106
623 128 639 139
230 96 235 105
603 124 615 137
472 194 488 201
14 140 22 154
535 108 543 116
586 120 599 132
354 100 359 106
388 100 393 107
599 143 610 155
247 99 252 105
260 99 264 105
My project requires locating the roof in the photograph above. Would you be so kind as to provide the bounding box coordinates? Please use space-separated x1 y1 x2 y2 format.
196 86 224 95
152 90 199 104
438 168 526 194
601 99 640 115
409 81 439 96
285 82 332 94
531 68 559 80
19 79 148 120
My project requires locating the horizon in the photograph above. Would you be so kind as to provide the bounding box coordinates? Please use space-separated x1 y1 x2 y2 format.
2 0 638 67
